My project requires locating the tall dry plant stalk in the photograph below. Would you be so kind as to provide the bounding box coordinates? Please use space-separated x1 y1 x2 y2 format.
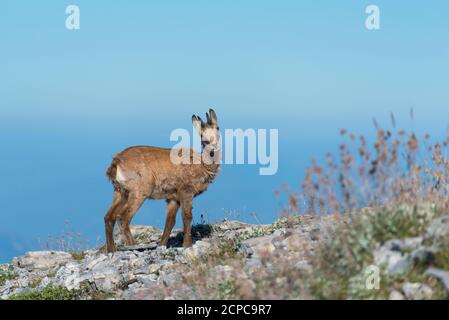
278 114 449 215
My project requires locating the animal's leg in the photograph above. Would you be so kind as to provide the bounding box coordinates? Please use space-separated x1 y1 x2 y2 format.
160 200 180 246
119 191 145 246
180 196 193 248
104 190 124 253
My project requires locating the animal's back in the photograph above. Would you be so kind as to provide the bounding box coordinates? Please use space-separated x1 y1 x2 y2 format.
106 146 206 199
106 146 169 182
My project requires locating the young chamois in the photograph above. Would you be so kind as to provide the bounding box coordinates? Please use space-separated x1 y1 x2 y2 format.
104 109 221 253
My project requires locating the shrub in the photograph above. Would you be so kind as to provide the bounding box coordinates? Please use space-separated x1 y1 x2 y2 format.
278 115 449 216
308 204 446 299
8 285 83 300
70 251 86 261
0 264 17 286
7 283 112 300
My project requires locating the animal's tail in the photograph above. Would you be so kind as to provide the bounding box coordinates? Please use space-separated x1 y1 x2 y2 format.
106 158 121 182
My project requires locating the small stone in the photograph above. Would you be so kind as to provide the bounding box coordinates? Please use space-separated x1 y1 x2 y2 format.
182 240 211 260
148 264 162 274
389 290 405 300
282 233 307 252
425 214 449 245
241 235 276 259
373 246 411 275
157 246 167 254
83 267 122 291
161 273 182 287
127 282 141 290
13 251 73 272
128 257 146 269
272 228 287 238
55 262 81 290
402 283 433 300
85 254 108 270
193 240 211 256
136 274 158 285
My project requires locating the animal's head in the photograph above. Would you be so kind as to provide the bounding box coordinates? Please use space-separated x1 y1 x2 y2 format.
192 109 220 150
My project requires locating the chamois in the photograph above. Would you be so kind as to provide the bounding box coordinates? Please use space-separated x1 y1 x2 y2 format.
103 109 221 253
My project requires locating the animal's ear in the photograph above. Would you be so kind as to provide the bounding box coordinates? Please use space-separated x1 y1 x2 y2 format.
192 115 203 134
208 108 218 126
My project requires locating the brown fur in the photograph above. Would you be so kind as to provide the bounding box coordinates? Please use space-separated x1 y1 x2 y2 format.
103 109 221 252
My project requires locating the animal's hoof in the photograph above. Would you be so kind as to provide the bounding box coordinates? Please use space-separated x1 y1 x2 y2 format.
98 245 107 253
102 244 117 253
125 239 136 246
183 240 193 248
159 238 169 247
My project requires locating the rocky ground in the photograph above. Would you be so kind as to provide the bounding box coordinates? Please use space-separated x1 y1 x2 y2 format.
372 214 449 299
1 210 449 300
0 215 335 300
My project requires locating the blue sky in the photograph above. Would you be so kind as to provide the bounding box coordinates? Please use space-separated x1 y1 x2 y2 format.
1 1 449 262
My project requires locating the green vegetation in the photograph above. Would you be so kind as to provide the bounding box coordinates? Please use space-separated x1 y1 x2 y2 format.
29 277 43 289
207 280 236 299
134 229 160 244
70 251 86 261
8 285 83 300
434 248 449 271
7 283 113 300
47 270 57 278
237 215 303 243
0 264 17 286
308 204 447 299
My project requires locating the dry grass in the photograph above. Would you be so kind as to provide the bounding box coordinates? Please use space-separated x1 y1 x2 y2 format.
276 113 449 299
0 264 17 286
306 203 447 299
6 283 113 300
277 112 449 216
38 220 93 258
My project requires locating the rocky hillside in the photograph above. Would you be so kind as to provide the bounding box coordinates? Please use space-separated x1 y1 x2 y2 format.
0 216 333 300
1 206 449 300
